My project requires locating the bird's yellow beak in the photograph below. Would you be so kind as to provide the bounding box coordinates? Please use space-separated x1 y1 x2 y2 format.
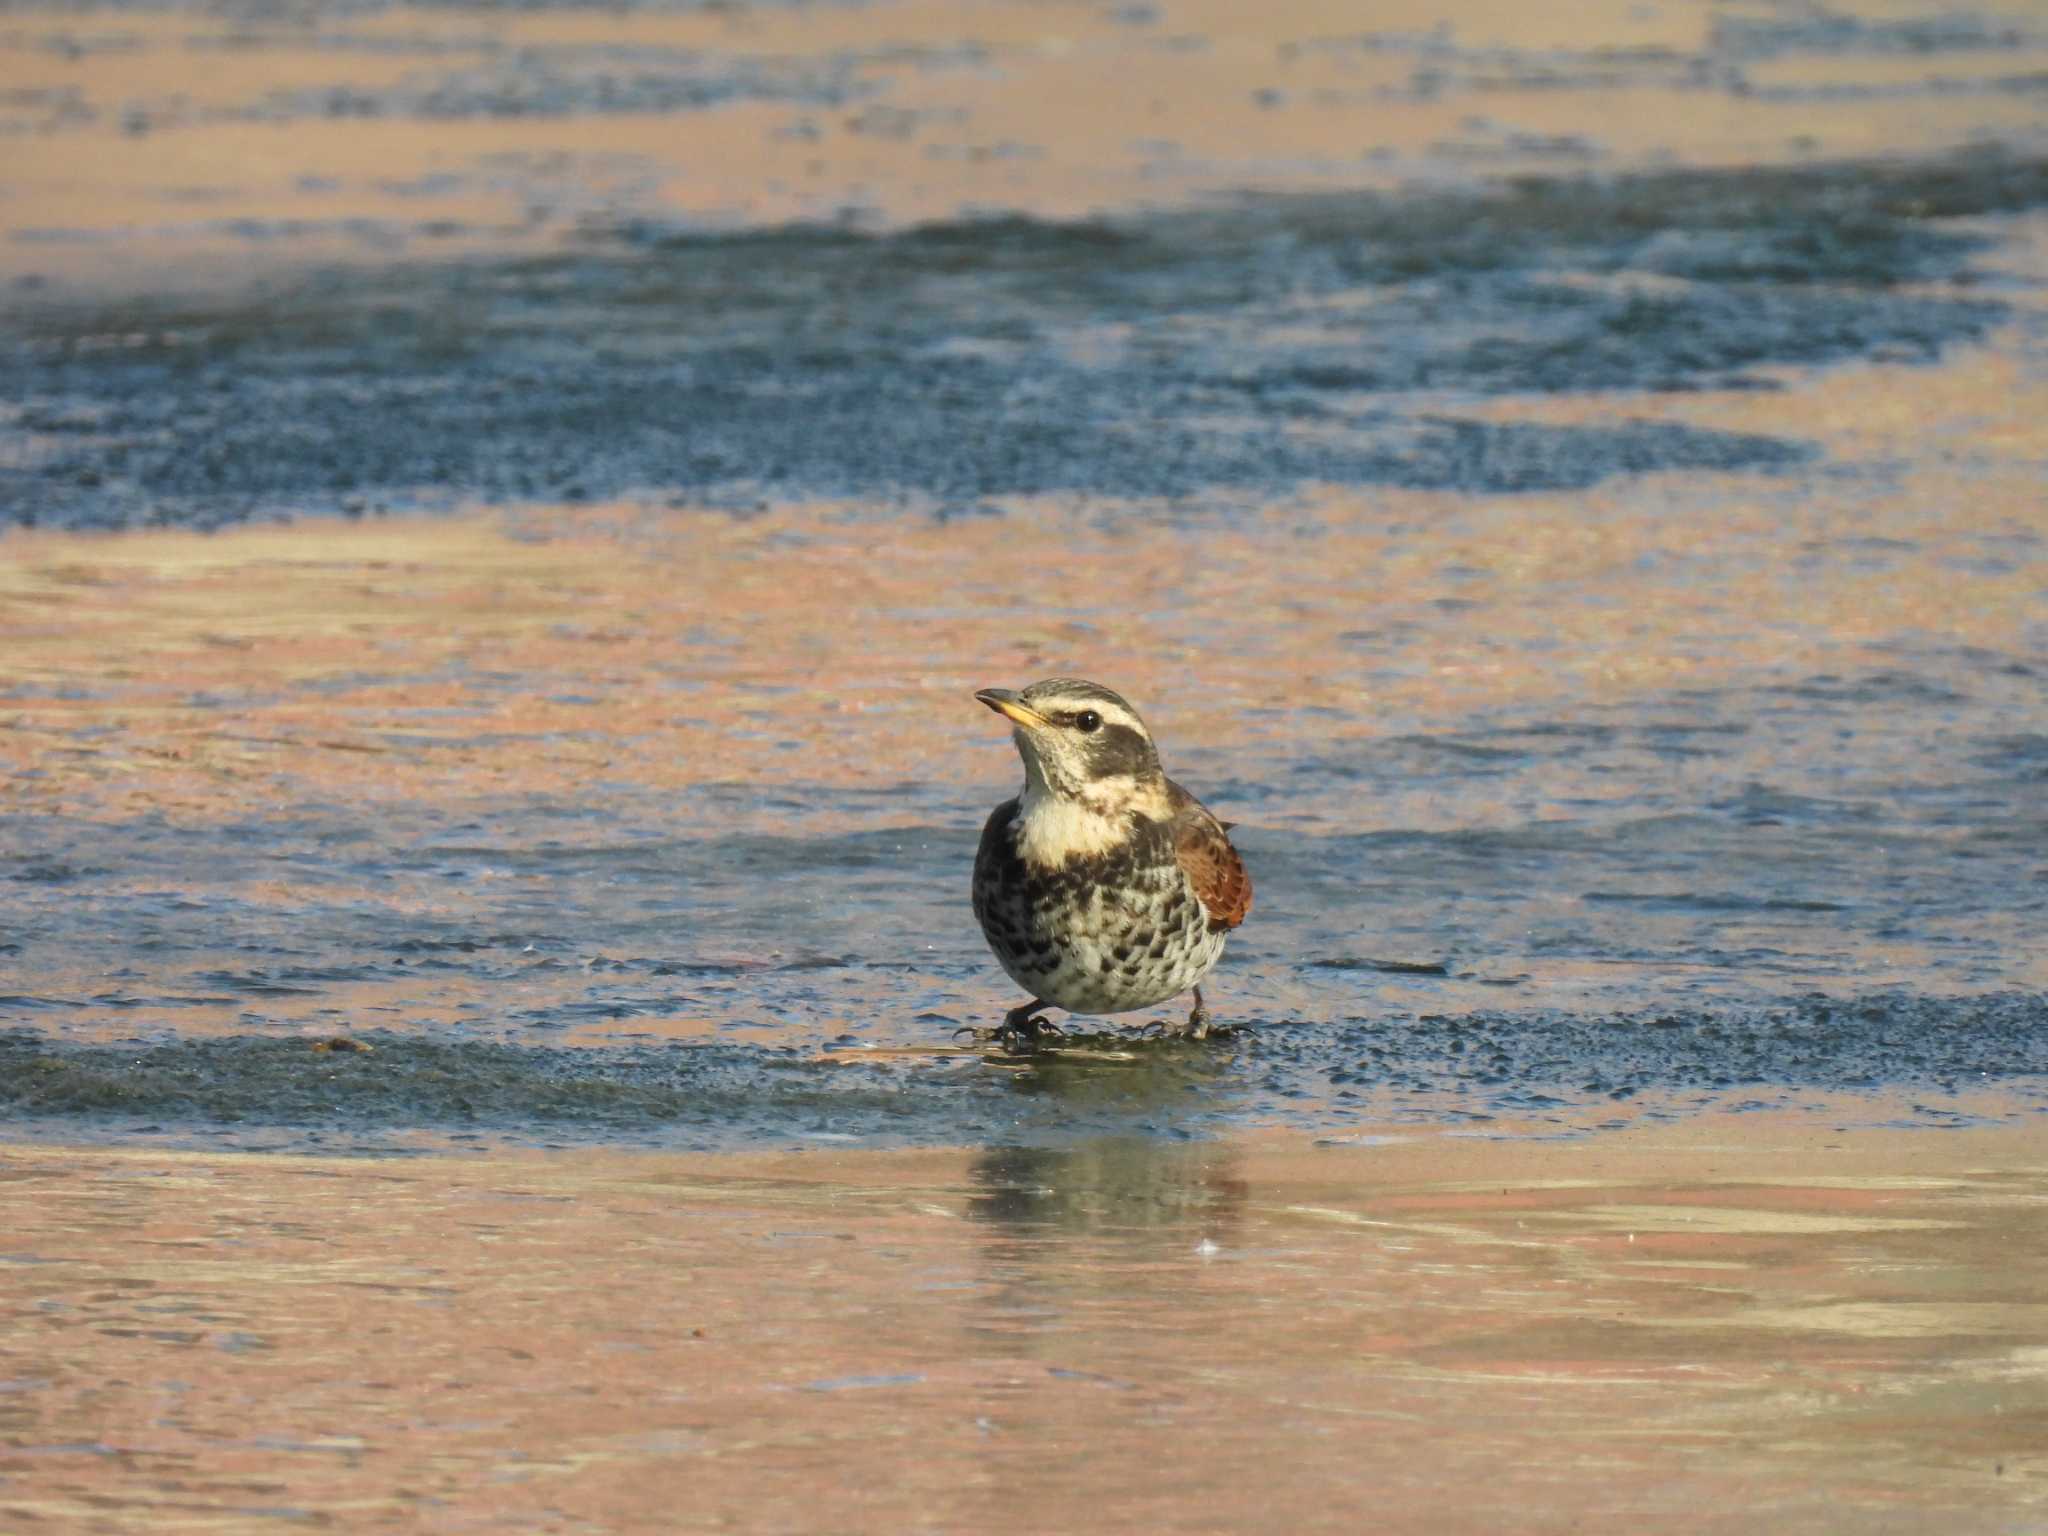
974 687 1047 729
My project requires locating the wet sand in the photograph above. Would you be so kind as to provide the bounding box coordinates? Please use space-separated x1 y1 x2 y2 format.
4 1105 2046 1533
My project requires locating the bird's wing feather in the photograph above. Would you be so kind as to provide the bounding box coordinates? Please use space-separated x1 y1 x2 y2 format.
1166 779 1251 932
973 797 1021 915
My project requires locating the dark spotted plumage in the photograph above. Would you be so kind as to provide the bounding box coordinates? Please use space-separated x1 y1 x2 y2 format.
973 794 1219 1014
968 679 1251 1046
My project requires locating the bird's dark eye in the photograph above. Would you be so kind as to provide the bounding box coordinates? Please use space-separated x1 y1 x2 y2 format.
1073 710 1101 733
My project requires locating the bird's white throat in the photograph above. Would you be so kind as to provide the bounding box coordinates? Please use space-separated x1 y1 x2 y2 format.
1014 776 1167 868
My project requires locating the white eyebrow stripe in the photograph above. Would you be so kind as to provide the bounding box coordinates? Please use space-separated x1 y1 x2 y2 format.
1032 697 1144 732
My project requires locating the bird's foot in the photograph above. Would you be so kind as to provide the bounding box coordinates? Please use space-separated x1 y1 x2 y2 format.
1158 989 1240 1042
1162 1019 1239 1042
955 1002 1066 1055
986 1014 1065 1054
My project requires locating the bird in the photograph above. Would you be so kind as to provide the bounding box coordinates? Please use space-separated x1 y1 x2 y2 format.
968 678 1252 1050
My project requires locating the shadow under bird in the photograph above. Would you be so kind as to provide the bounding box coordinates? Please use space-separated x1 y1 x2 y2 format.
969 679 1252 1050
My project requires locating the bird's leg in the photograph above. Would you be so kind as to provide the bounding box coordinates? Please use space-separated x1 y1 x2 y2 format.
1169 988 1245 1041
956 999 1065 1053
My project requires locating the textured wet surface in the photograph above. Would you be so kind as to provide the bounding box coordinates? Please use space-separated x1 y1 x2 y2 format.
5 0 2048 1528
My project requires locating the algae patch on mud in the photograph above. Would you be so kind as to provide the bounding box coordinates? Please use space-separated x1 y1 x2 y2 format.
2 990 2043 1151
6 151 2043 531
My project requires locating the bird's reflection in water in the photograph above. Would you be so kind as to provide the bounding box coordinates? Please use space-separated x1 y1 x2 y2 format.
969 1036 1248 1243
968 1136 1248 1243
954 1035 1253 1363
962 1133 1249 1363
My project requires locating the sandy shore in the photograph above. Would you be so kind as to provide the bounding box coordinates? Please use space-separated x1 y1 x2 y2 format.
3 1104 2045 1533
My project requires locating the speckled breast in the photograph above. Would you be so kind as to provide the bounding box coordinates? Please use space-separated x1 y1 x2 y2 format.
972 800 1226 1015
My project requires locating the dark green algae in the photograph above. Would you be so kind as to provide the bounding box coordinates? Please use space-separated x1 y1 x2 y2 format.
6 149 2045 531
3 992 2043 1153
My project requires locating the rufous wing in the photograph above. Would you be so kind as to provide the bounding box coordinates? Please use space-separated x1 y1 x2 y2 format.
1167 779 1252 932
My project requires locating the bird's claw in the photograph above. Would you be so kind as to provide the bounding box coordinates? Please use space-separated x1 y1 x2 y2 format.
955 1013 1065 1054
1163 1010 1248 1043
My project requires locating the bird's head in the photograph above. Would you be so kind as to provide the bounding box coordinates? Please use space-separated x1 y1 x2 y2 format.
974 678 1164 812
